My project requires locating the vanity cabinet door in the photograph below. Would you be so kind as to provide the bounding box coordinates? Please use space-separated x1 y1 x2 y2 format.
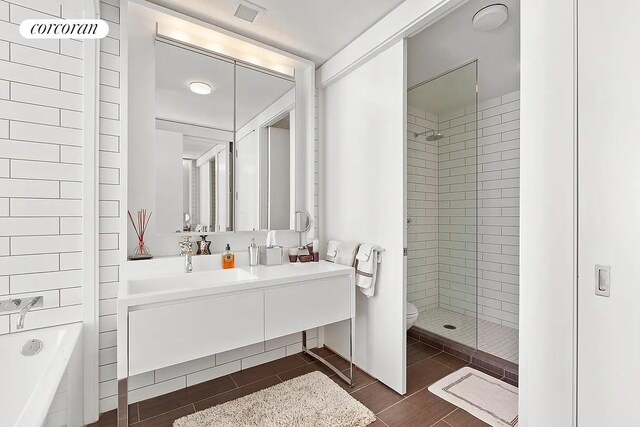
264 276 352 340
128 291 264 376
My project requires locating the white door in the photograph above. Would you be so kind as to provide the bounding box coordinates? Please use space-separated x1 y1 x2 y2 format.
321 39 407 394
578 0 640 424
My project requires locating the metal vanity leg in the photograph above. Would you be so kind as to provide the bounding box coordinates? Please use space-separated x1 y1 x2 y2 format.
301 319 355 387
117 378 128 427
348 316 354 385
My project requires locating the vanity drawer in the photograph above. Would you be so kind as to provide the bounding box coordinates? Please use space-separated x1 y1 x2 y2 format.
264 276 352 340
128 291 264 376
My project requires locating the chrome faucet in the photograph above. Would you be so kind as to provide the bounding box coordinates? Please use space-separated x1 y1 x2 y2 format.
179 237 194 273
17 296 42 330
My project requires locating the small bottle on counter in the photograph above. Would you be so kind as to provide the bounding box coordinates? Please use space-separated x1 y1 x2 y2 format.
312 239 320 262
222 244 235 269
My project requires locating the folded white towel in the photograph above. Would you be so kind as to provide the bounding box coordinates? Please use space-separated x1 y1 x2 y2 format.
336 241 360 267
355 244 382 297
326 240 340 263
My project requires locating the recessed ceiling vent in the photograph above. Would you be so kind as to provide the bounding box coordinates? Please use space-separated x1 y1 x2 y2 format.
233 1 266 23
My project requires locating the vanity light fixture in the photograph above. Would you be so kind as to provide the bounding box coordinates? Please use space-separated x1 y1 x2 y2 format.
189 81 212 95
156 24 296 77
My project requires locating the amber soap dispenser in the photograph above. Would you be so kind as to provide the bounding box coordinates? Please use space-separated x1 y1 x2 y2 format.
222 244 235 269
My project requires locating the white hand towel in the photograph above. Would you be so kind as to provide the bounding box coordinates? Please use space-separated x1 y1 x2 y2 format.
355 244 382 297
336 241 360 267
326 240 340 263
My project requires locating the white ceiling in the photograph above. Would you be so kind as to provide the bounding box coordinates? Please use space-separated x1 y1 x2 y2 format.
408 0 520 115
236 65 294 128
155 41 294 131
183 136 225 160
408 61 477 116
156 41 235 130
147 0 406 64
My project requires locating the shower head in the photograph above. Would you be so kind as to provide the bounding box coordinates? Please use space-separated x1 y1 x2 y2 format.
426 132 444 141
414 129 444 141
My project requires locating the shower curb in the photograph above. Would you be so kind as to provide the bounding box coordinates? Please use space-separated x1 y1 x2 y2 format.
408 326 519 384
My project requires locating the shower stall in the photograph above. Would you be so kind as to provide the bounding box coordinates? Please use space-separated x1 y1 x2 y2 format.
406 60 519 364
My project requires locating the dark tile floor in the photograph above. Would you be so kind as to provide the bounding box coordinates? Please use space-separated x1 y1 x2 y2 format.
90 337 517 426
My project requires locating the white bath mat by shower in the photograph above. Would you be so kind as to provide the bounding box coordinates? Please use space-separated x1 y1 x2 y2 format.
428 367 518 427
173 371 376 427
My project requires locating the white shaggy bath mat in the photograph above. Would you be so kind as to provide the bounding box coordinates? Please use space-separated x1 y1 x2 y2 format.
173 371 376 427
428 367 518 427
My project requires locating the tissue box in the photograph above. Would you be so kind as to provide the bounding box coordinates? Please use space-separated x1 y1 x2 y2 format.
259 246 283 266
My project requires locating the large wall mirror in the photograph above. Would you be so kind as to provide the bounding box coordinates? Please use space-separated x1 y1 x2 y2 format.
154 39 295 234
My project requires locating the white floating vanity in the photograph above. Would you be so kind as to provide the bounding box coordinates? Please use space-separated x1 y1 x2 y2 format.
116 259 355 420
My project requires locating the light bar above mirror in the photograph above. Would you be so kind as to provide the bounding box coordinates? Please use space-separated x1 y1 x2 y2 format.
156 22 295 77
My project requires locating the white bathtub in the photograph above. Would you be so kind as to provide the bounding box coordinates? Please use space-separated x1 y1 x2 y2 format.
0 323 83 427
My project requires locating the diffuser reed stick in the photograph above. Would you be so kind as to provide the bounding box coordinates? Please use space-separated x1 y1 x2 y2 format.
128 209 152 258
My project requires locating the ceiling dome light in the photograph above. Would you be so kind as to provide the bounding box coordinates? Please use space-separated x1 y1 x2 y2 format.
472 4 508 32
189 81 212 95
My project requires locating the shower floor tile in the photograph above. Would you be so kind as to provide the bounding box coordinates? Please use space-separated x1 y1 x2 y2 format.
414 307 519 364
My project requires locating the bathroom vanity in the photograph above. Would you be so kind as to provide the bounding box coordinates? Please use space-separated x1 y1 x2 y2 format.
116 260 355 423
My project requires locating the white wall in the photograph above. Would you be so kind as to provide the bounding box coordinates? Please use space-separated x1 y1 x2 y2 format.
519 0 576 425
154 129 183 234
0 0 86 333
215 148 229 232
198 160 211 228
268 127 291 230
235 130 260 231
235 88 295 232
321 39 406 394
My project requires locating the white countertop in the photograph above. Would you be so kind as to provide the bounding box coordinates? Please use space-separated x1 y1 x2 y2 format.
118 261 354 308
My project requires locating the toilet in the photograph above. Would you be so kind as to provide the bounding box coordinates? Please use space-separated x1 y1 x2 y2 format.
406 302 419 330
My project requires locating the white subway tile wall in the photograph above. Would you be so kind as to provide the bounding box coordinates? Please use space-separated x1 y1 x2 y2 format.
406 108 439 312
0 1 84 335
406 91 520 332
476 92 520 329
437 102 479 322
0 0 325 414
96 0 122 413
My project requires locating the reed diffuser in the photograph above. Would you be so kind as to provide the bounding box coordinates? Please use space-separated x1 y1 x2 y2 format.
128 209 152 259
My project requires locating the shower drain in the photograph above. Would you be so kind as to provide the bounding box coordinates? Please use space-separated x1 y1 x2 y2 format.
21 339 43 356
443 324 457 330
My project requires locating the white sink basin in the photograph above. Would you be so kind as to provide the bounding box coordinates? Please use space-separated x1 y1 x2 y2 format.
127 268 257 295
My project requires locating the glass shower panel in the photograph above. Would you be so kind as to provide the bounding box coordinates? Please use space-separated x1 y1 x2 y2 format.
407 61 478 349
